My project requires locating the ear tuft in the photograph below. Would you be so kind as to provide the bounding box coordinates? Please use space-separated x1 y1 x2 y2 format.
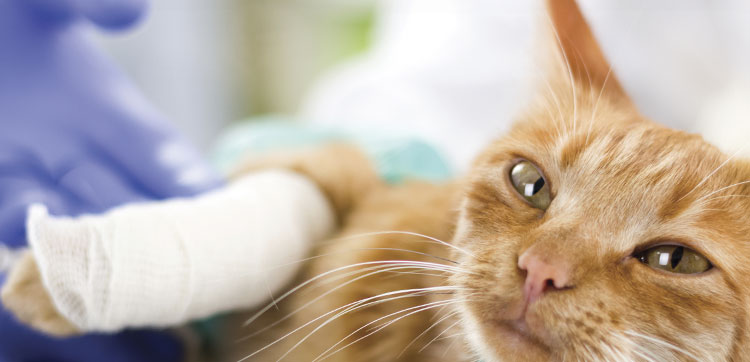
545 0 633 106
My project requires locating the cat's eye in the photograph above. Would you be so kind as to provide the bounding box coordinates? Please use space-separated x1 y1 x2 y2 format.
510 161 551 210
636 245 712 275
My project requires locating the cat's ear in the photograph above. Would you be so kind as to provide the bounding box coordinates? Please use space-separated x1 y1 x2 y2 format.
543 0 634 107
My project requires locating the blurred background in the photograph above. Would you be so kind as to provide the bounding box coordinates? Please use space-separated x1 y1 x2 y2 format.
95 0 376 152
94 0 750 168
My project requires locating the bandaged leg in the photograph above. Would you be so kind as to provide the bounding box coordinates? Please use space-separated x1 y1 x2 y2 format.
23 169 335 333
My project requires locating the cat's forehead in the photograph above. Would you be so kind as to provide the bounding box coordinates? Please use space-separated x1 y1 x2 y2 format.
503 115 735 203
553 122 714 198
546 123 718 231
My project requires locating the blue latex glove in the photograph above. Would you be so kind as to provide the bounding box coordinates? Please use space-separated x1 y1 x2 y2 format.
0 0 223 361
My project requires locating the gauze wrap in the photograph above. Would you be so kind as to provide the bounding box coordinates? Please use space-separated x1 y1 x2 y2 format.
25 169 335 332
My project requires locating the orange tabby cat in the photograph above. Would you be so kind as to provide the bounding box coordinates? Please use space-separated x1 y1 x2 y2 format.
223 0 750 361
5 0 749 361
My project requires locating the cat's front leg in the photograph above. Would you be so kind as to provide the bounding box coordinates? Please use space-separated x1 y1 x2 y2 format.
279 182 461 362
1 251 80 337
230 143 382 222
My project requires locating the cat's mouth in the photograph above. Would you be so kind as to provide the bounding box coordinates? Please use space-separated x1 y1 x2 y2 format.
495 317 545 344
470 296 553 358
491 318 550 355
496 319 533 340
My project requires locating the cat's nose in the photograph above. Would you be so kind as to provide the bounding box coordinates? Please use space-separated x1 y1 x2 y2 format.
518 250 572 305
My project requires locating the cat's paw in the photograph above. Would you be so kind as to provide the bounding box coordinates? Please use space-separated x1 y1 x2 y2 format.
1 251 81 337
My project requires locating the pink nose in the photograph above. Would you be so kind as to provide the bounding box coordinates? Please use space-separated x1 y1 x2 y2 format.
517 250 572 305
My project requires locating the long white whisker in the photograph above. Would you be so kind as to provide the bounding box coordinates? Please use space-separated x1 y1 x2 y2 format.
398 309 460 358
441 331 465 358
313 299 465 362
532 65 567 139
237 287 463 361
582 344 598 360
624 330 701 361
418 319 462 353
586 66 614 144
312 300 460 362
334 231 477 260
239 265 456 339
546 12 578 137
269 247 460 270
243 260 472 328
679 146 750 202
201 247 461 286
618 333 658 362
383 271 450 279
701 194 750 203
693 180 750 205
632 344 660 362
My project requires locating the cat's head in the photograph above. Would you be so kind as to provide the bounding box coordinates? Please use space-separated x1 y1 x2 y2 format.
451 0 750 360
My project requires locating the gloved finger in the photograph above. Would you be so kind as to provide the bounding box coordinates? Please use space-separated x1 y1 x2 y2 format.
78 0 149 31
55 158 151 211
0 182 68 248
22 0 80 25
87 110 223 198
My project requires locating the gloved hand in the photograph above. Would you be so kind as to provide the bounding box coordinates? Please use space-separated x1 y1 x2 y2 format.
0 0 222 361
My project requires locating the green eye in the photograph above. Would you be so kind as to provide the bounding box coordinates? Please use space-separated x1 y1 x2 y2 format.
510 161 551 210
636 245 712 274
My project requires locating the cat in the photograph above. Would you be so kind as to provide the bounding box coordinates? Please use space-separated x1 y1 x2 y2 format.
218 0 750 360
4 0 750 361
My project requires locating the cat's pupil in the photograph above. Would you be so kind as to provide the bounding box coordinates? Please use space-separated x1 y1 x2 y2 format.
670 246 684 269
532 177 545 195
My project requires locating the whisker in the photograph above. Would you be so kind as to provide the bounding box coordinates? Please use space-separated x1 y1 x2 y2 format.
238 287 465 360
436 331 468 341
241 265 457 338
278 262 456 301
332 231 478 260
199 246 461 286
269 247 460 270
693 180 750 205
700 194 750 203
546 12 578 136
621 336 656 362
633 345 660 362
624 330 700 361
440 331 465 358
397 309 460 358
383 271 450 279
582 344 598 360
586 66 614 144
243 260 472 328
313 299 467 362
418 319 462 353
312 300 461 362
531 65 567 139
679 146 750 202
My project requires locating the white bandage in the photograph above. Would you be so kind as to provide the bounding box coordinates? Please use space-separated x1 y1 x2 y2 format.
26 169 335 332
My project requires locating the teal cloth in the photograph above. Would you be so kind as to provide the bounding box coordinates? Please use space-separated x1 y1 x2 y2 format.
212 117 453 184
